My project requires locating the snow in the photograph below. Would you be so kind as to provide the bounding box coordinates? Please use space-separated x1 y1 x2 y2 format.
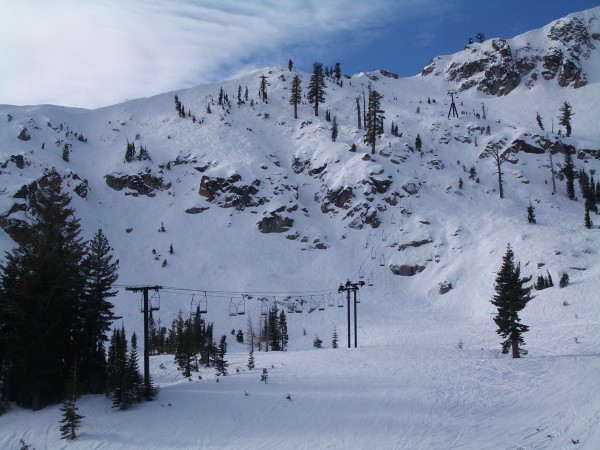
1 8 600 449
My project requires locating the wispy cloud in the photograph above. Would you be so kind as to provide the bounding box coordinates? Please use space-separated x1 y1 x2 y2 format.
0 0 437 108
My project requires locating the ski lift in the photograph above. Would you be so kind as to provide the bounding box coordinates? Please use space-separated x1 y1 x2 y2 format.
359 266 365 279
318 296 326 311
237 295 246 315
379 254 385 267
309 296 317 312
338 292 345 307
260 298 269 316
229 298 238 316
328 293 335 307
141 288 160 312
295 298 303 313
367 272 374 287
391 214 397 225
370 248 376 259
190 292 208 317
382 233 387 242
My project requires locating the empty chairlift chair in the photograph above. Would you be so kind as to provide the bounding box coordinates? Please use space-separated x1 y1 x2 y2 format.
229 298 238 316
318 296 326 311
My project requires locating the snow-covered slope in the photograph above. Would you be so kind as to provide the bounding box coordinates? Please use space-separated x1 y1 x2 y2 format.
0 7 599 449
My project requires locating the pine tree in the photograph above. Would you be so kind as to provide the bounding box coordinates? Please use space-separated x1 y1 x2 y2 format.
258 75 269 103
415 134 422 152
62 143 70 162
331 116 338 142
333 62 341 83
247 350 255 370
559 101 573 137
0 169 86 410
535 112 544 131
267 304 280 351
584 206 592 229
559 273 569 288
59 362 84 440
236 329 244 343
562 151 576 200
289 75 302 119
307 62 326 116
313 336 323 348
215 335 228 376
483 143 508 199
124 141 136 162
364 85 385 154
288 58 293 71
78 229 119 394
527 203 536 224
332 328 338 349
278 309 288 351
490 245 534 358
261 368 268 383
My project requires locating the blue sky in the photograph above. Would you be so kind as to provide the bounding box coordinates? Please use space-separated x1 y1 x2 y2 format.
1 0 598 108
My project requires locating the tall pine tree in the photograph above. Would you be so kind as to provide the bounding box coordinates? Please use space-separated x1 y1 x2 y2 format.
490 245 534 358
289 74 302 119
0 169 86 410
364 85 385 155
307 62 326 117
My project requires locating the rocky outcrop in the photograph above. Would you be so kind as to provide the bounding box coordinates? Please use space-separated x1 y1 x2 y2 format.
421 12 597 95
257 213 294 233
105 172 171 197
199 174 267 210
390 264 426 276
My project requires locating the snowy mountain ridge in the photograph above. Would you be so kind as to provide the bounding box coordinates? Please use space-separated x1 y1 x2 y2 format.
0 7 599 449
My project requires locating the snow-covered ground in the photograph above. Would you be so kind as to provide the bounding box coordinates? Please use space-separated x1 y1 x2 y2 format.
1 7 599 449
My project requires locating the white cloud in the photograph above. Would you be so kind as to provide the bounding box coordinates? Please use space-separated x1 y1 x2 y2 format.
0 0 436 108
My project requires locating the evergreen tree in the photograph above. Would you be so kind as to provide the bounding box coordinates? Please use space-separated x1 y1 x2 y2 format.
278 309 288 351
124 141 136 162
0 169 86 410
364 85 385 155
562 151 576 200
584 206 592 229
258 75 269 103
215 335 228 376
267 304 280 351
332 328 338 349
62 143 70 162
490 245 534 358
527 203 536 224
247 350 255 370
307 62 326 116
59 362 84 440
559 273 569 288
289 75 302 119
559 101 573 137
78 229 119 394
236 329 244 343
261 368 268 383
288 58 293 71
313 336 323 348
483 143 508 199
333 62 341 83
331 116 338 142
535 112 544 131
415 134 422 152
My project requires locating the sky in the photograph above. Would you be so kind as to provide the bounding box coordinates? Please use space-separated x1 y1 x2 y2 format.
1 0 598 109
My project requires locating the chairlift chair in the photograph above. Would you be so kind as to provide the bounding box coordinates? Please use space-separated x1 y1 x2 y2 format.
229 298 238 316
379 254 385 267
338 292 345 307
260 298 270 316
359 266 365 279
237 296 246 315
328 293 335 307
141 289 161 312
367 272 374 287
370 248 376 259
295 298 303 313
309 296 317 311
382 233 387 242
318 296 326 311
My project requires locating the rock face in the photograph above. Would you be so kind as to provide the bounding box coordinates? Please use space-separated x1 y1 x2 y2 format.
257 213 294 233
421 13 598 95
390 264 426 276
199 174 266 210
105 172 171 197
